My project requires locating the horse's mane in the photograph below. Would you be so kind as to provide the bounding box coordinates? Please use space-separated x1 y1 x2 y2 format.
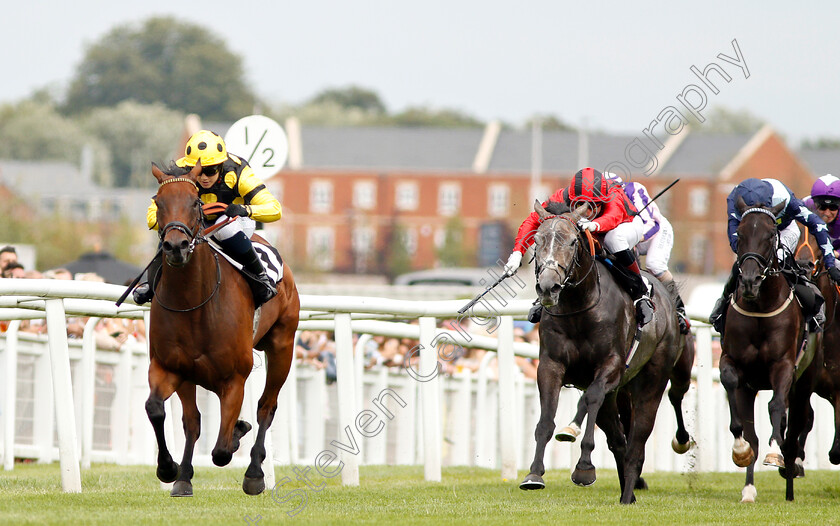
545 200 571 215
161 162 192 177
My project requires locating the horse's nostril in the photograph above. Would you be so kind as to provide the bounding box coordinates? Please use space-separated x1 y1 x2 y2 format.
162 240 173 252
178 239 189 251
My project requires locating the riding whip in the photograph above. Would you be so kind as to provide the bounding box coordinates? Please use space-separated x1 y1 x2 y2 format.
458 272 510 315
115 247 162 307
632 178 680 217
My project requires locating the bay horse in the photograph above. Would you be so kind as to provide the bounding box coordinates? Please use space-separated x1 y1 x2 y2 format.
719 197 821 502
793 223 840 467
519 201 680 504
145 162 300 496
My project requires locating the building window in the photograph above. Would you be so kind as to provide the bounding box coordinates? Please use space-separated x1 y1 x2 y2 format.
268 180 284 204
352 226 375 255
689 234 706 264
310 180 333 213
353 181 376 210
307 226 334 270
487 184 510 217
395 182 418 211
689 187 709 216
438 183 461 216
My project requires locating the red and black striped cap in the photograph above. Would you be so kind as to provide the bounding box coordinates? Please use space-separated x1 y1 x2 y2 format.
567 167 609 203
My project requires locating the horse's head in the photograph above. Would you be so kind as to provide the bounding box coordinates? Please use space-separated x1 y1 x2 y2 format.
794 223 820 277
532 199 590 307
152 162 204 268
735 195 785 300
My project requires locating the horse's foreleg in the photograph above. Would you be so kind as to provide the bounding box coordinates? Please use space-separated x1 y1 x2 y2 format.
618 380 668 505
244 336 294 496
572 362 621 488
520 360 565 490
736 387 759 503
212 376 249 467
720 355 754 467
764 363 794 469
171 382 200 497
146 361 183 483
782 385 812 501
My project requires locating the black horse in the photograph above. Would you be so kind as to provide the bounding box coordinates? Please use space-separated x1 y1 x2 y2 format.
719 198 821 502
519 201 680 504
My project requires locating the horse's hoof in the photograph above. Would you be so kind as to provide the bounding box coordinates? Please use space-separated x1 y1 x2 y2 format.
156 462 179 483
170 480 193 497
634 477 648 490
830 450 840 465
671 436 692 454
571 468 596 487
212 450 233 467
732 438 755 468
779 458 805 479
243 476 266 496
740 484 757 503
519 474 545 490
763 452 784 468
555 423 581 442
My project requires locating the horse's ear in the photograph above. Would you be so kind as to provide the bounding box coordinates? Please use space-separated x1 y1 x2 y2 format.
573 201 590 218
771 201 786 216
735 195 748 215
151 162 166 184
534 199 550 219
187 160 202 182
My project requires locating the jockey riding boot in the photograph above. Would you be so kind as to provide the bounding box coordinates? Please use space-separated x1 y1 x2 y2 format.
708 263 739 336
132 251 163 305
218 232 277 307
528 298 542 323
658 274 691 334
613 249 654 326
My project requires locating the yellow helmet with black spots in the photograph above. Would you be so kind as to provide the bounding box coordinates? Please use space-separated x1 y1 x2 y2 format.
181 130 227 167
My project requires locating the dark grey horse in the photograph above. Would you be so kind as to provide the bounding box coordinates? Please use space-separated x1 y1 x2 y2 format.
519 201 680 504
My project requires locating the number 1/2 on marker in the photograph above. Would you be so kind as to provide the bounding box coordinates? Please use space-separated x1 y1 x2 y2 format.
244 127 268 165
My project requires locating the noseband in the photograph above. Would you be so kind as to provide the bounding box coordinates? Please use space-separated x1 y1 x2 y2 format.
736 207 781 283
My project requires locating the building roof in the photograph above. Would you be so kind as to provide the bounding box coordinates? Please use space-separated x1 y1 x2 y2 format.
659 133 754 176
798 148 840 177
299 126 482 171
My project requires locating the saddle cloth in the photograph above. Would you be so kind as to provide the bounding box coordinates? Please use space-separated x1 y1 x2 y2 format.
208 239 284 287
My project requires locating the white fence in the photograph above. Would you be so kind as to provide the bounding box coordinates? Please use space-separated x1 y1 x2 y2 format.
0 279 837 494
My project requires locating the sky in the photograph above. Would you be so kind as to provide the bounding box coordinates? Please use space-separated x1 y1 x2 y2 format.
5 1 840 146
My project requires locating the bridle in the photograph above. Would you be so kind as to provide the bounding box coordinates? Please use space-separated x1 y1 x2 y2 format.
535 215 597 293
736 207 782 286
157 177 205 255
154 176 223 313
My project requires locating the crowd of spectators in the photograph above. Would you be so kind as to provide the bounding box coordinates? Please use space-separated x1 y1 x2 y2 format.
294 316 541 383
0 245 145 351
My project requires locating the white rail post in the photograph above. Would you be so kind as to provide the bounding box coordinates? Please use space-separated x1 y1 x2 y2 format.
497 315 517 479
80 317 100 469
44 299 82 493
3 320 21 471
419 316 441 482
694 326 715 472
334 313 359 485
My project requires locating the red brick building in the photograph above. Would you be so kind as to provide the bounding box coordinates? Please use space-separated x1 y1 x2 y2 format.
189 120 823 278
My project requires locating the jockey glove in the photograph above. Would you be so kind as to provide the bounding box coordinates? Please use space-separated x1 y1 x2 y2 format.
505 251 522 276
225 204 250 217
829 266 840 284
577 219 599 232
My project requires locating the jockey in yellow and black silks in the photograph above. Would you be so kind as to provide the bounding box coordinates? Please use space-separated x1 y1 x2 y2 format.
134 130 282 307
